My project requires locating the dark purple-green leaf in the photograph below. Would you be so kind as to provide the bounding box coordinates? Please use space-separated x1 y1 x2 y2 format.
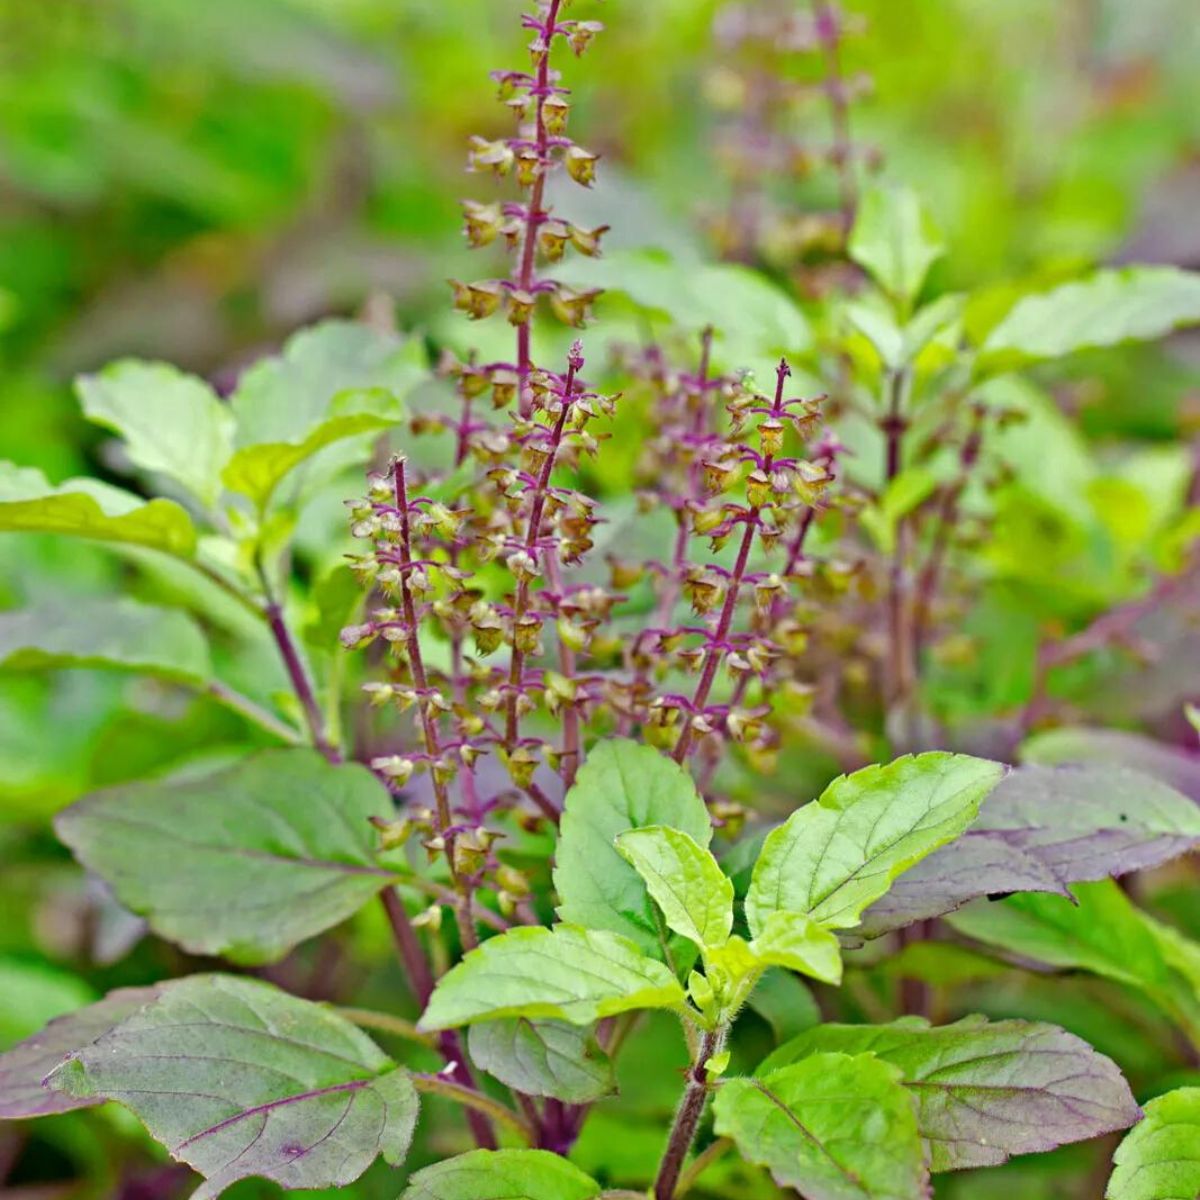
861 765 1200 936
0 987 159 1119
760 1016 1141 1171
46 974 417 1198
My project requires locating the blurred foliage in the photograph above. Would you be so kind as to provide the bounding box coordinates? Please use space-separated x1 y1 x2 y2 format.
1 1 1199 1197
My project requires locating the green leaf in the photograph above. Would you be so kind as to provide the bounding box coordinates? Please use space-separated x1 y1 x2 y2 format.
978 267 1200 374
746 753 1006 933
418 925 685 1031
54 749 398 964
615 825 733 950
845 293 964 370
762 1017 1140 1171
849 183 945 309
555 738 712 956
400 1149 600 1200
0 462 196 556
1107 1087 1200 1200
76 360 234 509
47 974 417 1198
467 1018 615 1104
946 880 1200 1036
230 319 424 447
555 249 810 362
713 1052 930 1200
748 910 843 985
222 388 404 512
0 986 160 1118
0 598 210 683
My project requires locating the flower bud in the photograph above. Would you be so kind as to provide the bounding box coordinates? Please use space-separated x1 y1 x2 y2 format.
370 755 415 786
543 93 570 134
467 136 514 175
565 145 599 187
450 279 503 321
461 200 503 247
759 418 784 458
506 288 537 326
549 286 601 328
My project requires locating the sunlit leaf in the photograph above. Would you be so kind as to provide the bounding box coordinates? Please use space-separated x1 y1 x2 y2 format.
222 387 404 511
746 753 1005 934
419 925 685 1031
1107 1087 1200 1200
555 739 712 955
748 910 843 985
0 462 196 556
615 825 733 950
76 360 234 509
713 1052 930 1200
230 319 424 446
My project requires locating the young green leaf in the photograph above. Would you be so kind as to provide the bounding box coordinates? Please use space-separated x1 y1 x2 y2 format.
849 183 945 310
418 925 685 1031
54 749 399 963
222 388 404 512
1107 1087 1200 1200
0 598 210 684
76 360 234 509
0 463 196 556
467 1018 615 1104
746 753 1005 934
614 825 733 950
761 1016 1140 1171
46 974 417 1198
978 267 1200 374
748 910 843 985
713 1052 930 1200
230 319 424 447
861 764 1200 936
400 1149 600 1200
946 881 1200 1037
555 738 712 955
0 986 160 1119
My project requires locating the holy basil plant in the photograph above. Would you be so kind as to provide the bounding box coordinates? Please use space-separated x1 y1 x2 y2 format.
5 738 1196 1199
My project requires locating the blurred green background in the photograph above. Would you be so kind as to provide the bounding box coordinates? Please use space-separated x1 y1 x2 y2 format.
1 1 1199 1196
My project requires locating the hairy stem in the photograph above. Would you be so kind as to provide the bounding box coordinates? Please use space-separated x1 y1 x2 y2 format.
653 1027 725 1200
674 1135 733 1197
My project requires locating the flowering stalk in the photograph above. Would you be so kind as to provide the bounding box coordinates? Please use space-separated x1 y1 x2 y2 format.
666 359 829 767
706 0 876 265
